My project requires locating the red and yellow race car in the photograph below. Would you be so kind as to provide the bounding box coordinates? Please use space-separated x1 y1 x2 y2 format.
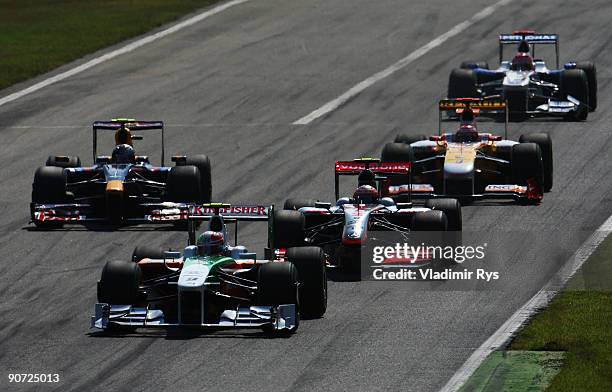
381 99 552 203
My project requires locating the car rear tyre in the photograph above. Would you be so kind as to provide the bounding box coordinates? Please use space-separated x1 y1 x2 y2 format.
381 143 413 186
46 155 81 168
460 61 489 70
448 69 479 98
381 142 414 162
272 210 306 248
394 134 426 145
165 165 201 202
287 247 327 319
284 198 317 210
185 155 212 203
132 246 165 262
519 133 553 192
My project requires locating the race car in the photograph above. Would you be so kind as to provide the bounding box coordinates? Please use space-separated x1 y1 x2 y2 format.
279 158 462 273
30 119 212 227
381 99 552 203
448 30 597 120
91 203 327 334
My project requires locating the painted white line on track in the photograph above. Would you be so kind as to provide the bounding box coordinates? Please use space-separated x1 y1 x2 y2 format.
0 0 250 108
292 0 511 125
439 213 612 392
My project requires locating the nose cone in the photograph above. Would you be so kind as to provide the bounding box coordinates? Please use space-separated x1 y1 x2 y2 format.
444 161 474 176
105 180 124 193
178 263 210 290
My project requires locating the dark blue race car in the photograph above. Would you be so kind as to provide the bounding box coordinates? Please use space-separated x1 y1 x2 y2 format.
30 119 212 227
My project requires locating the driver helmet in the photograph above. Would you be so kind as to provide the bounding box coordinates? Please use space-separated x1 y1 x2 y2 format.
510 52 534 71
114 124 133 146
196 231 226 256
460 106 475 123
111 144 136 164
353 185 379 204
455 124 479 143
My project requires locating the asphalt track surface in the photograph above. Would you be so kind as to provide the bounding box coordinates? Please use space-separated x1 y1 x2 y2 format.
1 0 611 391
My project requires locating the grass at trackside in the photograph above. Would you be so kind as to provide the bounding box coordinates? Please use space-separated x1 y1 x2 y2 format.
509 292 611 391
0 0 219 91
507 235 612 392
459 351 565 392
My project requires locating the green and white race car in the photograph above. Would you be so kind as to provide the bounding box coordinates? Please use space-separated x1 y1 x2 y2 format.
91 203 327 335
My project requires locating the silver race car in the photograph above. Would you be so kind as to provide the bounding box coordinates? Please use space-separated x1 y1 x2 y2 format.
280 158 462 273
448 30 597 120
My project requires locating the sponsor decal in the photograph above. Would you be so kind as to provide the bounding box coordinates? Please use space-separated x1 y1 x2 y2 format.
387 184 435 194
335 161 410 174
439 100 506 110
499 34 557 42
190 205 268 216
485 184 527 193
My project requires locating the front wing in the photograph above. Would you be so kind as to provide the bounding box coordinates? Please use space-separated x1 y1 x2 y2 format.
31 202 194 224
388 182 542 202
91 303 298 332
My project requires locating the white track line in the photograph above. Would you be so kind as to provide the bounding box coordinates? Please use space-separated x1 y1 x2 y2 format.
439 213 612 392
292 0 511 125
0 0 250 108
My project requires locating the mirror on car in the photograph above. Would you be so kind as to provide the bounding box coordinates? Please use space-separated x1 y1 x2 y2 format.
163 251 182 260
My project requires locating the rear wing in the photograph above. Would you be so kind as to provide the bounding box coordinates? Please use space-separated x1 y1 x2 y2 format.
187 203 272 246
92 119 165 165
334 158 410 200
438 98 508 139
498 31 559 68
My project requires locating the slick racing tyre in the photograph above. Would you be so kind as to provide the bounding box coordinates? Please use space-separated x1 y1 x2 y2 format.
287 247 327 319
394 134 426 145
460 61 489 70
165 165 201 202
425 198 462 231
31 166 69 228
412 210 448 231
272 209 306 248
412 211 449 266
284 198 317 211
381 142 413 186
45 155 81 168
32 166 68 204
381 142 414 162
97 260 142 305
560 69 589 121
257 262 300 333
185 155 212 203
132 245 165 262
512 143 544 191
575 61 597 111
448 69 479 98
519 133 553 192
